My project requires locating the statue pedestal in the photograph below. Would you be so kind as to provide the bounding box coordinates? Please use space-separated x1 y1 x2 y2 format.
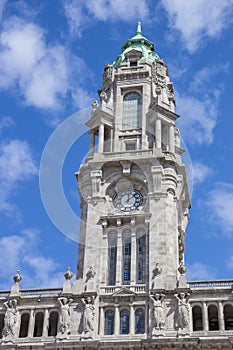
152 328 165 337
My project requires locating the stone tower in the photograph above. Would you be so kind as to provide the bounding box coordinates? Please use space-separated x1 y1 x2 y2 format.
0 23 232 350
74 22 191 338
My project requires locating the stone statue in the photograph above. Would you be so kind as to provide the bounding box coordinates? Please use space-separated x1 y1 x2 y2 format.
2 299 18 339
174 292 190 330
81 295 95 338
150 293 165 332
86 266 96 281
152 262 162 278
57 297 73 336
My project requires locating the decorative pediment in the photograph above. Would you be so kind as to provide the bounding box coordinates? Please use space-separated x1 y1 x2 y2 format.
112 287 136 297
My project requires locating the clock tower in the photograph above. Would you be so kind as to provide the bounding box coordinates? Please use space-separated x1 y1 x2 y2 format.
74 22 191 338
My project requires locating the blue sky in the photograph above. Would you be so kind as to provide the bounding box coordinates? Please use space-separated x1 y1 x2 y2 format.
0 0 233 289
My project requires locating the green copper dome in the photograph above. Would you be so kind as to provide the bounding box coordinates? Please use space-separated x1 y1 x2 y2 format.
113 22 159 68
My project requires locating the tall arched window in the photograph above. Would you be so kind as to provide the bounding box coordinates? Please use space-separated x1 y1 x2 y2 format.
33 312 44 337
122 231 131 285
19 313 30 338
123 92 141 130
224 304 233 330
108 231 117 285
48 311 58 336
135 308 145 334
136 229 146 284
104 310 114 335
208 305 219 331
120 309 130 334
192 306 203 331
0 313 4 339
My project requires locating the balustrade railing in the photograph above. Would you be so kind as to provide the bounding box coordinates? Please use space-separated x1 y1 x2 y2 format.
189 280 233 289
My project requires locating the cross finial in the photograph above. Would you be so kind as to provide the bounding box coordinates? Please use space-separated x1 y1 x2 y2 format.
136 21 142 35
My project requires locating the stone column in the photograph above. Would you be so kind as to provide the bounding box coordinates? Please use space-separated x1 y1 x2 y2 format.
28 309 35 337
42 309 49 337
89 131 95 155
98 124 105 153
130 304 135 335
155 119 162 149
218 301 225 331
130 226 137 285
169 125 175 153
116 232 122 285
99 307 104 336
114 305 119 335
202 302 208 331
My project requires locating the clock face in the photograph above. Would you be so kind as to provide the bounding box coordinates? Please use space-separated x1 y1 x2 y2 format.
113 189 143 212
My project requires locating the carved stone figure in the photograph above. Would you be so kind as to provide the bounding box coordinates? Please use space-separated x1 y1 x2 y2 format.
64 267 73 281
175 292 190 330
2 299 18 339
57 297 73 337
178 262 187 275
102 64 113 93
13 270 22 283
152 262 162 278
91 100 98 112
81 296 95 338
150 293 165 332
86 266 96 281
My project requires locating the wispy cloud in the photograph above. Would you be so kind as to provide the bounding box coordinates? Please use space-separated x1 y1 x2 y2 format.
0 229 65 288
205 182 233 235
192 161 213 184
0 0 7 20
0 139 37 215
226 256 233 270
161 0 233 52
0 16 92 111
63 0 149 35
176 65 227 145
187 261 217 280
0 116 15 133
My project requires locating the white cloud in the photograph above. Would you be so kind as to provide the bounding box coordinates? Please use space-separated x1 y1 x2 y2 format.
0 16 91 111
0 229 65 288
187 262 217 281
176 64 227 145
0 116 15 133
226 256 233 270
0 18 69 109
162 0 233 52
0 139 37 215
192 161 212 184
176 92 217 144
63 0 149 34
206 183 233 235
0 0 7 19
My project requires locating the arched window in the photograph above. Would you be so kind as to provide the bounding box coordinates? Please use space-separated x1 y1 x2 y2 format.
19 313 30 338
192 306 203 331
122 231 131 285
224 304 233 330
123 92 141 130
136 229 146 284
120 309 130 334
208 305 219 331
33 312 44 337
104 310 114 335
0 313 4 339
135 308 145 334
48 311 58 336
108 231 117 285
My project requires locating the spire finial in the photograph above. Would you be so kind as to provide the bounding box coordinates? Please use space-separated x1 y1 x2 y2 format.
136 21 142 35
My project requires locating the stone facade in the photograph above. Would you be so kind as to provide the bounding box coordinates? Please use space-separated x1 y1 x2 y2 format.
0 23 232 349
